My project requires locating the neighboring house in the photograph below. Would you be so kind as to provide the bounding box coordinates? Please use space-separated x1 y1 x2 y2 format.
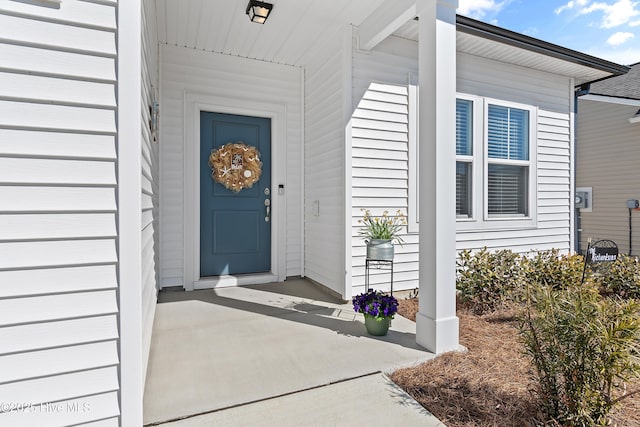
576 63 640 255
0 0 628 425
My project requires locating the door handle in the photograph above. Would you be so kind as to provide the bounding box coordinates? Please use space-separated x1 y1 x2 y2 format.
265 198 271 222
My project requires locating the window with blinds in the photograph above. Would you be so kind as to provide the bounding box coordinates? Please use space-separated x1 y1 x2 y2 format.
487 104 530 217
454 95 535 227
456 98 473 218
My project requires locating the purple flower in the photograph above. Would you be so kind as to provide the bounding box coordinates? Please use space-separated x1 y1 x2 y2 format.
352 289 398 320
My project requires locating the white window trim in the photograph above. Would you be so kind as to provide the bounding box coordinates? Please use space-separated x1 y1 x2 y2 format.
407 83 419 233
457 94 538 232
455 94 483 223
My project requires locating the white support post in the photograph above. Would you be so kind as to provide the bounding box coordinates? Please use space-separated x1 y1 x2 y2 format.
415 0 460 354
118 0 143 424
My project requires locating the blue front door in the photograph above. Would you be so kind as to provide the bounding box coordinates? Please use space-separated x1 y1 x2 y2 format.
200 112 271 276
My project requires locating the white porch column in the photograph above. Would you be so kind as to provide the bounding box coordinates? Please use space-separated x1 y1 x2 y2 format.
118 0 143 424
415 0 460 354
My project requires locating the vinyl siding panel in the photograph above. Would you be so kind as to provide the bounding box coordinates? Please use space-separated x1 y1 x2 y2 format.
0 315 118 355
0 341 118 383
0 265 117 298
141 0 159 383
576 99 640 254
0 129 116 159
350 36 417 294
0 186 116 212
160 44 302 287
0 392 120 427
304 30 346 295
0 3 119 425
0 71 116 107
0 42 116 82
0 13 116 55
0 100 116 133
351 84 413 292
457 53 573 254
349 37 574 295
457 54 572 253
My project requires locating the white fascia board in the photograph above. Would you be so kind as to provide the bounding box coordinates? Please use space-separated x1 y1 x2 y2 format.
357 0 416 51
580 94 640 107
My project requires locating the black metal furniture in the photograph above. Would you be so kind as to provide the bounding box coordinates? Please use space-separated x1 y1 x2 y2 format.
364 258 394 296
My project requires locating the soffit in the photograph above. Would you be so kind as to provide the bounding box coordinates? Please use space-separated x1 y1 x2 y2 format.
155 0 384 67
393 19 617 86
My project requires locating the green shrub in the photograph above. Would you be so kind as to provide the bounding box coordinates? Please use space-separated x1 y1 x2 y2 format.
456 248 523 314
591 255 640 299
521 248 585 291
520 249 584 301
518 282 640 425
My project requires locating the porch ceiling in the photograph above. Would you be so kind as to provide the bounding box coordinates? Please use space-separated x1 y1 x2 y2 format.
154 1 623 83
154 0 385 67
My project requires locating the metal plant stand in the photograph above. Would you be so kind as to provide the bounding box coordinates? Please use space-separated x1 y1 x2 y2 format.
364 259 394 296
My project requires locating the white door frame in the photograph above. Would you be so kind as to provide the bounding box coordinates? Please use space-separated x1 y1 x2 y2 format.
183 92 287 290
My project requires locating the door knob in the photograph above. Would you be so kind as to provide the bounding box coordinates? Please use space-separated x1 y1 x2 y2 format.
265 199 271 222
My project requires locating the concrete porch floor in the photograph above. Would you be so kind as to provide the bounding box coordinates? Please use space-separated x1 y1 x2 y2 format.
143 279 443 426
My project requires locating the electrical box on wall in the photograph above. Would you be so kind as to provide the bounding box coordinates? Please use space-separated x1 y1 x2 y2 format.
627 199 639 209
576 187 592 212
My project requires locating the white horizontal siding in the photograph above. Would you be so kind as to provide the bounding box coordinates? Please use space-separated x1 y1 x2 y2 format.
0 186 116 212
304 30 346 295
160 44 303 287
0 341 118 383
351 81 410 293
352 35 418 105
0 315 118 355
456 53 573 254
0 4 120 425
0 71 116 107
0 240 117 270
0 100 116 133
349 36 575 295
141 0 159 385
0 367 119 410
458 52 571 112
0 43 116 81
0 214 116 241
0 265 117 298
0 129 116 159
0 290 117 326
350 36 417 294
0 0 116 29
0 392 119 427
576 99 640 254
0 157 116 185
0 13 116 55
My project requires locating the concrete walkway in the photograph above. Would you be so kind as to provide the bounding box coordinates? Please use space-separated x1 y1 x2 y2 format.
143 279 444 426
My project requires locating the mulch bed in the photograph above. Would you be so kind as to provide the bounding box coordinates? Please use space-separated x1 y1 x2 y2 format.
392 297 640 427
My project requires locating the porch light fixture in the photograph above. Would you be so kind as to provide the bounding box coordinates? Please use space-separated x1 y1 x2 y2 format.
246 0 273 24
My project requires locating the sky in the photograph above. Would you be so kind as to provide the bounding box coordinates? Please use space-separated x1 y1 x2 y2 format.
457 0 640 66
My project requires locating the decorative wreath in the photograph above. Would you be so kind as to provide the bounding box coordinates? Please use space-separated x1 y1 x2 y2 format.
208 141 262 193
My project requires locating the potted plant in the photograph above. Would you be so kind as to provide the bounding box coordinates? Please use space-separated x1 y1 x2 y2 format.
352 289 399 336
358 209 406 261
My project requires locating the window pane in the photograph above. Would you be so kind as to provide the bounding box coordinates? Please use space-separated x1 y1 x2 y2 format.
488 105 529 160
456 99 472 156
488 164 528 216
456 162 472 217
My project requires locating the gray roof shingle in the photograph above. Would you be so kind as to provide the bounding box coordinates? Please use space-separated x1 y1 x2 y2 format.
590 62 640 100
